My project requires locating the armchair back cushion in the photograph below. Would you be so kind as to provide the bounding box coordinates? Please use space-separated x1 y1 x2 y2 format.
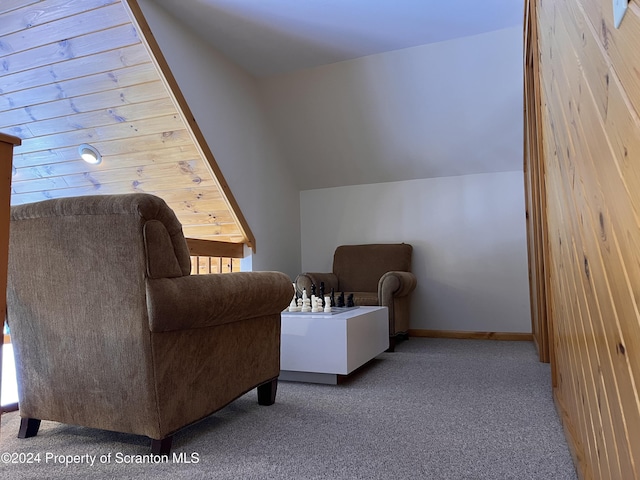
334 244 413 292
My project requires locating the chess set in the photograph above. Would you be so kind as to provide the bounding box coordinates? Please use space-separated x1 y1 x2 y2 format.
285 282 358 314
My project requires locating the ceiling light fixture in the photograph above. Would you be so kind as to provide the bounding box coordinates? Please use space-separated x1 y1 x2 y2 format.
79 144 102 165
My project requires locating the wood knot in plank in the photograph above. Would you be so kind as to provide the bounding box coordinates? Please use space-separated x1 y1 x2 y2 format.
583 255 590 279
601 20 609 50
108 109 126 123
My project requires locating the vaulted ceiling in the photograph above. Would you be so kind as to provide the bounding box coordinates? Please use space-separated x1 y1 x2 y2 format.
2 0 525 248
1 0 253 247
153 0 524 77
149 0 525 191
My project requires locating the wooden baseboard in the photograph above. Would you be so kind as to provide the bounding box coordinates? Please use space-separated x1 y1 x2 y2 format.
408 329 533 341
553 389 585 480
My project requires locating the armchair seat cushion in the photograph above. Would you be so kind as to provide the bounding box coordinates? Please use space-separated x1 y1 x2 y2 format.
345 292 379 306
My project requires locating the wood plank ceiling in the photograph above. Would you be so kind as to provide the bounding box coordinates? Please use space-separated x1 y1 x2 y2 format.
0 0 254 248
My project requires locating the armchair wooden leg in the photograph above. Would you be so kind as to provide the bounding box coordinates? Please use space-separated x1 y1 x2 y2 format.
386 333 409 352
150 436 173 455
257 378 278 406
386 336 396 352
18 418 41 438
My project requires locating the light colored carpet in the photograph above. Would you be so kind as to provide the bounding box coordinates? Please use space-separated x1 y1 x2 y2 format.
0 338 577 479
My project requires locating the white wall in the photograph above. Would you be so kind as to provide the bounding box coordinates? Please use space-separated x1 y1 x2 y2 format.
137 0 301 278
258 26 523 190
300 172 531 333
137 5 529 332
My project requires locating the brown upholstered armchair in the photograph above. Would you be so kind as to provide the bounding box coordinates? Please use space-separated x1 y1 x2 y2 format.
295 244 417 350
6 193 293 454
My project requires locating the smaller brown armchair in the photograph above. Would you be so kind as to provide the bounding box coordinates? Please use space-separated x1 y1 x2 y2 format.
295 244 417 350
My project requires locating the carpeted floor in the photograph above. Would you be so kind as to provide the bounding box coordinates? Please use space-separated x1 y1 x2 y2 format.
0 338 577 479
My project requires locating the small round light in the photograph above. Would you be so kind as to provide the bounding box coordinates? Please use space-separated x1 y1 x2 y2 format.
79 144 101 165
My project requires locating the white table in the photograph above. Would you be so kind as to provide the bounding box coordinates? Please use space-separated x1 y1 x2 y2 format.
280 306 389 384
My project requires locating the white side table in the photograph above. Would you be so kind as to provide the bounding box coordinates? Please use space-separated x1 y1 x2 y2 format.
280 306 389 384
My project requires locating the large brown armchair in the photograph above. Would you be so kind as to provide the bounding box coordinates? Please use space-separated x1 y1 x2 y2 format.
6 193 293 454
295 244 417 350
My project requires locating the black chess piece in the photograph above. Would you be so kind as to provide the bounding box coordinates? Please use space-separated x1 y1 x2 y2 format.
311 284 317 298
318 282 326 307
330 289 336 307
346 293 354 308
337 292 345 308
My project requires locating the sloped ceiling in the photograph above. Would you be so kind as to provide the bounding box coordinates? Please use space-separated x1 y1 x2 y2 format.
149 0 526 191
152 0 524 77
1 0 253 247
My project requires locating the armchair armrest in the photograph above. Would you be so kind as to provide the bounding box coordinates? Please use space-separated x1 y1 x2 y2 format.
146 271 293 332
378 271 417 306
295 272 339 296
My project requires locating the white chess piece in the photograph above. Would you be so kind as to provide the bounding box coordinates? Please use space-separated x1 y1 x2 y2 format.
324 296 331 313
301 289 311 312
288 297 297 312
311 295 321 312
288 283 298 311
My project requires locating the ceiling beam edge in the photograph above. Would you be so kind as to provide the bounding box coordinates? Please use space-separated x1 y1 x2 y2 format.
185 238 244 259
122 0 257 253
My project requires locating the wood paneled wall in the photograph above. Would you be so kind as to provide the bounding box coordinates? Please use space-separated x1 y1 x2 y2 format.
0 132 21 437
524 1 551 364
529 0 640 478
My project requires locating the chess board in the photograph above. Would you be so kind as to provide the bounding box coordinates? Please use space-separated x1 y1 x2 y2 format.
282 306 360 315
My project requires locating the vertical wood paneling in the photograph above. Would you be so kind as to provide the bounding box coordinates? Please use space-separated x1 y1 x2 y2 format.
0 132 22 438
528 0 640 478
524 0 551 363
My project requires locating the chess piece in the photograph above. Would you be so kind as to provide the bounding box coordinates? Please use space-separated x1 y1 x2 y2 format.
288 283 298 311
311 284 317 298
301 289 311 312
330 288 336 307
337 292 345 308
324 296 331 313
311 296 322 312
346 293 354 308
319 282 325 300
288 297 297 312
